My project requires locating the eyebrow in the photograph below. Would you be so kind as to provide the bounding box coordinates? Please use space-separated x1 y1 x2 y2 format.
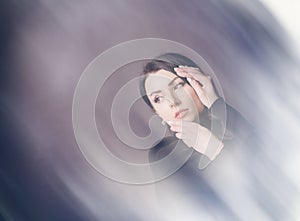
149 77 180 97
168 77 180 86
149 90 162 97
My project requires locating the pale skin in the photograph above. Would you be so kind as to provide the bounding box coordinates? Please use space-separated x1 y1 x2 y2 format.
145 66 223 160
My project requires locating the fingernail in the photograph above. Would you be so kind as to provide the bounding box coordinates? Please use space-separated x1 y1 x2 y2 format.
167 121 173 125
187 77 192 82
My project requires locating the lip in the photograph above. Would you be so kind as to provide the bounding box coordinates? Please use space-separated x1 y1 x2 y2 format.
174 109 189 119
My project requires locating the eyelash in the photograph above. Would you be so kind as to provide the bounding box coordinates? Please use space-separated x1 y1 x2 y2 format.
173 82 185 90
154 96 163 103
152 82 186 103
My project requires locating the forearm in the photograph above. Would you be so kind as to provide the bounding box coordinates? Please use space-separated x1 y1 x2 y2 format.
209 97 253 141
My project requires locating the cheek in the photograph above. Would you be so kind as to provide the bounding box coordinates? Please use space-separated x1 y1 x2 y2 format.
180 87 197 102
186 84 197 95
153 103 170 115
189 91 199 102
182 87 204 109
152 103 174 120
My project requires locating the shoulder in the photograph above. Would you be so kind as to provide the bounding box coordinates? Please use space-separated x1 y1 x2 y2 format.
211 97 255 140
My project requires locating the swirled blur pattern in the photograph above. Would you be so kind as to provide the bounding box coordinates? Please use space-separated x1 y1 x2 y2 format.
1 0 300 220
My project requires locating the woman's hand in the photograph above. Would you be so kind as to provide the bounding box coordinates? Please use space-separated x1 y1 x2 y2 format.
168 120 224 160
174 66 219 108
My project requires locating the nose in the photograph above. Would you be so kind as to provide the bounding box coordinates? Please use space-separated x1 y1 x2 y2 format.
167 91 181 107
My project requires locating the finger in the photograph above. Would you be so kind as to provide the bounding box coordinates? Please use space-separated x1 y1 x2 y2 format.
168 120 181 126
174 67 191 78
187 77 203 90
170 124 190 133
187 78 209 106
175 133 183 139
169 120 195 132
168 120 189 128
169 121 192 133
169 125 183 133
190 80 210 106
177 66 213 90
174 67 197 79
187 77 207 98
178 65 199 70
178 66 206 76
169 119 193 126
174 67 208 86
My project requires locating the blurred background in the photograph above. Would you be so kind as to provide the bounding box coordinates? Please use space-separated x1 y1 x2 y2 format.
0 0 299 220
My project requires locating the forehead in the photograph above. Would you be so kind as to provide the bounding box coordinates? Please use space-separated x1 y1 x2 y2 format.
145 69 177 93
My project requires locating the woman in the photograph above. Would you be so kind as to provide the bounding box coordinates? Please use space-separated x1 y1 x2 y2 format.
140 53 254 168
139 54 296 220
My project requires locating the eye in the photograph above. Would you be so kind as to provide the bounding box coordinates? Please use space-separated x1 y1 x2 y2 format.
153 96 163 103
173 82 185 90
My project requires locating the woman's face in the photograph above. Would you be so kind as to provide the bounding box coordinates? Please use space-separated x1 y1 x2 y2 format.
145 69 204 122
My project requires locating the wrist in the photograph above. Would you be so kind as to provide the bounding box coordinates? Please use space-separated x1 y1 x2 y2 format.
207 94 219 109
205 137 224 161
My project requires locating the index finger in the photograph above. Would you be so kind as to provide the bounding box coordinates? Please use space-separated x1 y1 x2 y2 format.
168 120 190 127
174 67 207 84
